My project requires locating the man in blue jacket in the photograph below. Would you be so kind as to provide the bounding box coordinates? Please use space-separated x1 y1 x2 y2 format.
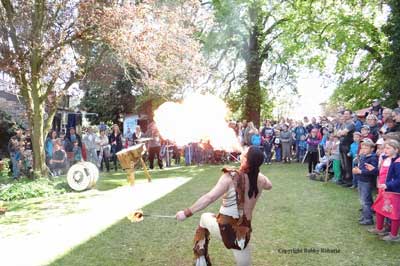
352 138 378 225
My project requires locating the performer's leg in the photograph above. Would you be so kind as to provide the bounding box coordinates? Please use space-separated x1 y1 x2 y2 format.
192 213 220 266
199 213 221 239
232 245 251 266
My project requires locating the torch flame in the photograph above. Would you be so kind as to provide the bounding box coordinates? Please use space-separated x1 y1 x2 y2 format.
154 94 241 152
127 209 144 223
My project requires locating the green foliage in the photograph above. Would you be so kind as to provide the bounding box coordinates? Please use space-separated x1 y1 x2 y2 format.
0 110 25 154
0 158 11 179
310 1 391 109
80 72 136 124
382 0 400 108
226 85 274 122
330 76 383 110
0 178 69 201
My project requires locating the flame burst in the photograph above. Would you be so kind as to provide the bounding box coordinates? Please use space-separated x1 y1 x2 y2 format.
154 94 241 152
127 210 144 223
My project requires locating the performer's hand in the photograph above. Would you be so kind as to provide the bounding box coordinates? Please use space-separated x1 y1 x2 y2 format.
176 210 186 221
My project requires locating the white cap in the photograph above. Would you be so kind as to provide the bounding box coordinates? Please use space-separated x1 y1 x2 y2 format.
376 138 384 145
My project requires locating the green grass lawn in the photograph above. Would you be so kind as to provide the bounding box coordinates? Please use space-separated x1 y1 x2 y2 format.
1 166 185 226
45 163 400 266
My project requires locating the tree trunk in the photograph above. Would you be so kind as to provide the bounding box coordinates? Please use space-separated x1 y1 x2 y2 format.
243 17 262 128
31 99 47 177
244 62 262 127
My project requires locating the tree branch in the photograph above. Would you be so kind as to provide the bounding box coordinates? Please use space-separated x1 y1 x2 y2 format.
42 27 94 60
362 44 382 62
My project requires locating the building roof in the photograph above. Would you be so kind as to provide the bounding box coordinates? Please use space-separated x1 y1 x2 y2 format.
0 90 20 102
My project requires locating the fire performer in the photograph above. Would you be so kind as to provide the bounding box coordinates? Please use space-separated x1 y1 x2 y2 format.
176 146 273 266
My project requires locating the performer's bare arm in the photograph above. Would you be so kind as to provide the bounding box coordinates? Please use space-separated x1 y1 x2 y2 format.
176 174 231 220
260 173 272 190
188 174 231 214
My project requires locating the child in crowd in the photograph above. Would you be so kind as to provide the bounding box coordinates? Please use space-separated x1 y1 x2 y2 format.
370 139 400 241
349 132 361 189
311 155 329 181
251 129 262 147
263 135 274 164
306 128 321 178
371 137 393 236
273 129 282 162
360 125 373 140
72 140 83 164
298 135 307 163
352 139 378 225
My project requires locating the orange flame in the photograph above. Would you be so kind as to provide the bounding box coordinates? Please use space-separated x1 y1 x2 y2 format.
154 94 241 152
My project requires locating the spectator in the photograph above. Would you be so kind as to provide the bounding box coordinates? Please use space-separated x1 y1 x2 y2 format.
273 129 282 162
303 116 310 127
49 141 67 176
184 143 192 166
306 128 321 177
330 135 342 184
263 134 274 164
380 108 393 134
96 129 110 172
244 122 257 146
261 120 275 139
349 132 361 189
385 117 397 133
353 114 363 133
365 114 379 142
294 121 307 162
370 139 400 241
8 130 22 180
65 127 82 152
83 127 98 165
370 99 383 120
280 124 292 163
298 135 307 163
311 155 329 180
352 138 378 225
145 121 163 170
306 117 320 133
132 125 143 144
337 110 355 187
360 125 373 141
250 129 262 147
109 124 123 171
392 108 400 132
72 140 83 164
124 127 133 146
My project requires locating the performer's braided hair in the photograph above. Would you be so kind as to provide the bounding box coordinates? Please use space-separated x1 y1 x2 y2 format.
245 146 264 198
